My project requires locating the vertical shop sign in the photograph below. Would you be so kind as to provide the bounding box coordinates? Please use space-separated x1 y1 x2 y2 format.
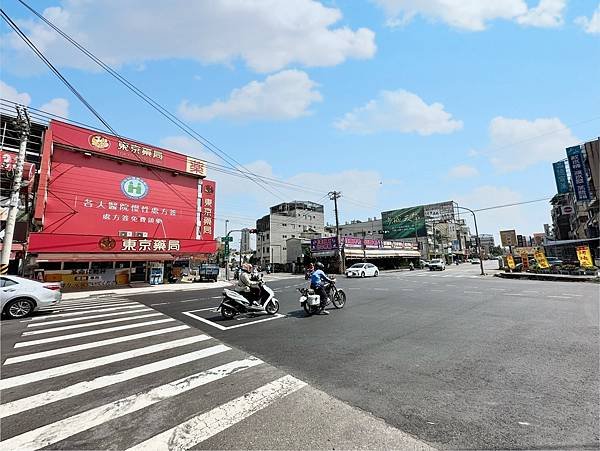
566 146 591 202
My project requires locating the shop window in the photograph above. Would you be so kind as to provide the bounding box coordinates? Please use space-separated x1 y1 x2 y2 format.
91 261 113 270
63 262 90 270
38 262 61 270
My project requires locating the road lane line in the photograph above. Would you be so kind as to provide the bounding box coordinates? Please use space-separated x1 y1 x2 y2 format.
0 329 201 387
128 375 306 450
14 318 176 348
21 313 163 335
506 293 525 296
28 305 145 320
1 357 263 451
26 309 151 326
150 302 169 306
463 291 483 294
0 345 230 419
400 288 414 291
548 295 571 299
40 301 136 311
430 289 444 292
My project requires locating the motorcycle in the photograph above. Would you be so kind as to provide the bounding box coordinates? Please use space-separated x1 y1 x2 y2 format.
217 279 280 319
298 280 347 316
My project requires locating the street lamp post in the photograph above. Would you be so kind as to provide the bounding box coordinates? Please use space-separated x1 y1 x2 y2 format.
455 205 485 276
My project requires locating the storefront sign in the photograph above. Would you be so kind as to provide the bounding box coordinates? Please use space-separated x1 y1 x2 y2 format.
576 245 594 268
566 146 591 202
42 147 207 240
311 237 338 251
1 149 36 180
534 249 550 269
506 254 516 270
342 237 362 248
199 180 216 240
364 238 381 249
52 120 206 177
552 160 570 194
561 205 574 215
500 230 517 247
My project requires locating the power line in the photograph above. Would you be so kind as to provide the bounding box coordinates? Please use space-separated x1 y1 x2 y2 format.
13 0 286 202
472 197 553 212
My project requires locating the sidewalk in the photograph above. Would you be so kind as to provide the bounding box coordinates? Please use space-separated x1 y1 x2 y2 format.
62 280 232 300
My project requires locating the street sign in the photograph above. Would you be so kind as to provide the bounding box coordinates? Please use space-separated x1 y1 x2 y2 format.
221 236 233 242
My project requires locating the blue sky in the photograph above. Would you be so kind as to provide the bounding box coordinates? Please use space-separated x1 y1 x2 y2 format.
1 0 599 242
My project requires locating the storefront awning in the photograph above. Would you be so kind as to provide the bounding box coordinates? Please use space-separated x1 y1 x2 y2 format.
34 253 176 263
344 248 421 258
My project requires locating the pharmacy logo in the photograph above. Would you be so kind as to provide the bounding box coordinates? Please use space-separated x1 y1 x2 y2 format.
121 176 149 200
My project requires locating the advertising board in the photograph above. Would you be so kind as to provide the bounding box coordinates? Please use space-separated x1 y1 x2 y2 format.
381 206 425 239
552 160 570 194
566 146 591 202
310 237 338 252
499 230 517 247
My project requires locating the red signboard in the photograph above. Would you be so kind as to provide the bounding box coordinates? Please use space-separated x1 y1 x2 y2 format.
1 149 36 180
50 120 206 177
41 147 212 241
199 180 216 241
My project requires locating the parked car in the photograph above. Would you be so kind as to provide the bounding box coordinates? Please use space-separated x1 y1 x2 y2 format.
429 259 446 271
419 259 430 269
1 275 62 319
346 263 379 278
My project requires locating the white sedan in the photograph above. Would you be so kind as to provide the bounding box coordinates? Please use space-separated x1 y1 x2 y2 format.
346 263 379 278
1 275 62 319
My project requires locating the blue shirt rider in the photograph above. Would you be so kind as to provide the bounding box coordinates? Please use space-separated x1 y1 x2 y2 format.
309 262 332 315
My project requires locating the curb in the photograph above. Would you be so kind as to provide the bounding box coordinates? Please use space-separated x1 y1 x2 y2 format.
494 273 599 283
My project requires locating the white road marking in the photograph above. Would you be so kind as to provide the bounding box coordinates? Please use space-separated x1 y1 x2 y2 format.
505 293 525 297
518 422 531 426
490 288 506 291
128 375 306 450
430 289 444 292
28 305 145 320
0 329 201 388
548 295 571 299
179 298 202 303
566 294 583 297
150 302 169 306
26 308 151 327
0 345 230 419
400 288 414 291
40 301 135 311
348 288 361 290
182 309 285 331
21 313 163 335
522 291 538 294
373 288 389 291
14 318 175 348
3 325 190 366
0 357 263 451
463 291 483 294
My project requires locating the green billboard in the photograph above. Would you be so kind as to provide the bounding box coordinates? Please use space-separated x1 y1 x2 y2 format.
382 206 426 239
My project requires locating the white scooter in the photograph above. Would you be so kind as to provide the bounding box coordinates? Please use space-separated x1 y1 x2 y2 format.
217 280 280 320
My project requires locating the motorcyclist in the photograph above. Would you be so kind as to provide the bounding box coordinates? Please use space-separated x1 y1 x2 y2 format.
235 263 261 306
309 262 333 315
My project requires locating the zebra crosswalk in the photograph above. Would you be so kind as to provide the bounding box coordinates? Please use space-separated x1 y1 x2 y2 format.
0 296 308 449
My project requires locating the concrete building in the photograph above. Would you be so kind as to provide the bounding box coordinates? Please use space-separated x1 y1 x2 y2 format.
256 201 325 269
478 234 495 256
325 218 383 239
240 228 251 253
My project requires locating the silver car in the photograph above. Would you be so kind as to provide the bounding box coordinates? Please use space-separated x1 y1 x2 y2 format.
1 275 62 319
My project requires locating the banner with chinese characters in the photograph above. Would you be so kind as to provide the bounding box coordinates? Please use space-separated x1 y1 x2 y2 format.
42 147 200 240
520 251 530 270
506 254 516 270
28 233 217 254
50 120 206 177
534 249 550 269
199 179 216 241
566 146 591 202
552 160 570 194
576 245 594 268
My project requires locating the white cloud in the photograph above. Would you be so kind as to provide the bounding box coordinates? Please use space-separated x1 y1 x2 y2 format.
575 3 600 34
39 98 69 118
456 185 550 241
3 1 376 73
0 80 31 105
448 164 479 178
373 0 565 31
334 89 463 135
160 135 382 232
178 70 322 122
488 116 579 171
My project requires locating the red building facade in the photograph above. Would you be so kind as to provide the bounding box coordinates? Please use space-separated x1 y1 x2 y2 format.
28 120 217 286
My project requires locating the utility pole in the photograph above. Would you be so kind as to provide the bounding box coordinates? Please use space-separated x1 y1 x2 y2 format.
224 219 229 281
1 106 30 275
328 191 343 273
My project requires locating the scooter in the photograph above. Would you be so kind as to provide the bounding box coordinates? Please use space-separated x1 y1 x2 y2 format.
298 280 347 316
217 280 280 319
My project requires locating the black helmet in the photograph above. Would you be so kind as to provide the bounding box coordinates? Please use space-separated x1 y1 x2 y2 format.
315 262 325 270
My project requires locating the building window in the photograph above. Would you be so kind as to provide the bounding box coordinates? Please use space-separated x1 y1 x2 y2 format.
282 223 287 227
282 235 287 239
266 233 269 239
283 247 286 250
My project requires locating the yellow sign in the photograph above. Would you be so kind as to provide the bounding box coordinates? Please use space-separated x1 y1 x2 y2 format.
534 249 550 269
576 245 594 268
520 251 529 270
506 255 516 269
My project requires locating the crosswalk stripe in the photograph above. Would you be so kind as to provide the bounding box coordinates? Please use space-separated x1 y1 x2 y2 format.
15 318 176 348
28 305 145 320
21 313 163 335
0 345 231 419
0 357 263 450
55 298 130 307
27 308 151 327
40 301 136 312
0 328 199 388
129 375 307 450
41 301 137 312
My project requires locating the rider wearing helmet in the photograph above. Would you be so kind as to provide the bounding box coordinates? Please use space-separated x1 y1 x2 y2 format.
309 262 333 315
235 263 261 305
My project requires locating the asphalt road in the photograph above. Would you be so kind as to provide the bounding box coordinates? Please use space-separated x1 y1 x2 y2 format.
129 262 599 449
1 262 598 449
